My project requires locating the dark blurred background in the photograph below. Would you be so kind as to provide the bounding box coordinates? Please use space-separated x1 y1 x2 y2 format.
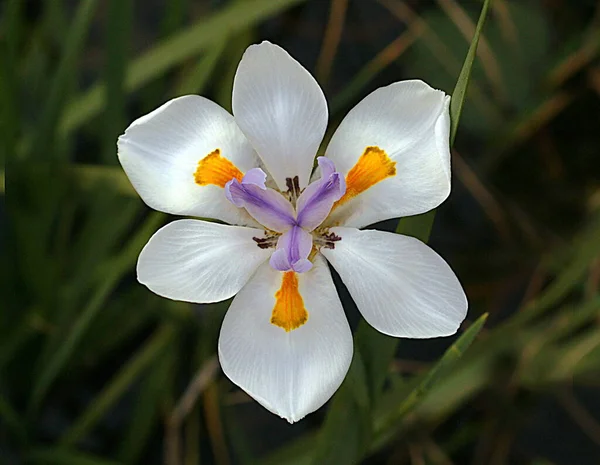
1 0 600 464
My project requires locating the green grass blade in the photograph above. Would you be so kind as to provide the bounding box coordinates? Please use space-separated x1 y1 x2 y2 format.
0 314 37 370
60 324 175 446
449 0 492 145
393 0 491 238
117 346 176 463
102 0 133 164
0 394 27 443
377 314 488 432
524 220 600 317
215 28 256 112
354 323 398 404
25 449 124 465
0 0 24 162
174 39 227 96
394 0 491 237
395 210 437 239
311 350 371 465
28 212 165 413
59 0 307 136
63 164 136 196
29 0 98 161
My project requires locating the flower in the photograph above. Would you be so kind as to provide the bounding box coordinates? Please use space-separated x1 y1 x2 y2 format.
117 41 468 423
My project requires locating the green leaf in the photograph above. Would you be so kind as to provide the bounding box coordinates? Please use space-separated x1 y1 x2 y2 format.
382 2 492 416
28 212 165 413
354 323 398 404
102 0 133 164
394 0 491 238
63 164 136 196
29 0 98 161
0 0 23 162
449 0 492 145
375 314 488 437
523 217 600 317
0 394 27 443
215 28 257 112
117 335 176 463
60 324 175 446
25 448 124 465
260 433 317 465
174 39 227 95
311 350 371 465
59 0 307 136
395 210 436 239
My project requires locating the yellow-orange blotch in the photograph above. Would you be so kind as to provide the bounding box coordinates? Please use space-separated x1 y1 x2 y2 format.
334 146 396 209
194 149 243 188
271 271 308 332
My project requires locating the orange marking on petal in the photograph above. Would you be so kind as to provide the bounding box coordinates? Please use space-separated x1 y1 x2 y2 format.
333 146 396 209
194 149 243 188
271 271 308 332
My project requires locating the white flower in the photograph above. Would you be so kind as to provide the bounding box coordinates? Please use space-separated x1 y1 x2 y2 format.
117 41 467 423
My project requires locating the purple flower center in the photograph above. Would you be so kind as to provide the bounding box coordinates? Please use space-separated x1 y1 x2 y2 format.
225 157 345 273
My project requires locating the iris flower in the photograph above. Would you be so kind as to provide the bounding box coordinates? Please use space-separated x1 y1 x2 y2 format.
118 41 467 423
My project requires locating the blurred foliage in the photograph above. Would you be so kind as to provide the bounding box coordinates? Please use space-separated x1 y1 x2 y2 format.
1 0 600 464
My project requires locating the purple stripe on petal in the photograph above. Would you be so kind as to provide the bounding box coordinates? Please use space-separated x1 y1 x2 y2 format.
296 157 346 231
269 226 313 273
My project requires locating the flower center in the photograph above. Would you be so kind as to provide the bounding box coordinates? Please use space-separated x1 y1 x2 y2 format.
225 157 346 274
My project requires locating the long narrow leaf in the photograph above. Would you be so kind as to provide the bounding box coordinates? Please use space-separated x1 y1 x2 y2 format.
60 325 174 446
102 0 133 164
311 351 371 465
28 212 165 412
29 0 98 161
449 0 492 145
117 332 177 463
376 314 488 433
0 394 27 443
175 39 227 95
25 449 123 465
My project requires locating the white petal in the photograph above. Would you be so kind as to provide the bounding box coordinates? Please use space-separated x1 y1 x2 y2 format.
137 219 271 303
232 41 328 191
321 227 467 338
325 80 451 228
218 255 353 423
118 95 258 225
